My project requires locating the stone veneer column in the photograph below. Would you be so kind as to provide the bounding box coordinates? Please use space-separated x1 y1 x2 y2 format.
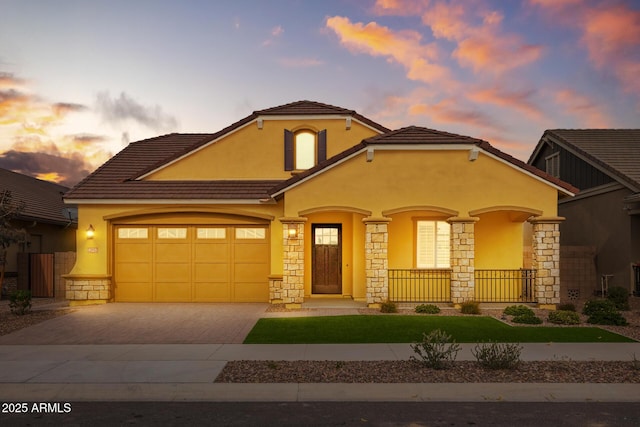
279 217 307 308
447 217 478 306
529 217 564 309
363 217 391 307
63 275 111 306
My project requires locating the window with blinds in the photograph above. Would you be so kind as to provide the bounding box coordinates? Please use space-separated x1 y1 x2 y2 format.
416 220 450 268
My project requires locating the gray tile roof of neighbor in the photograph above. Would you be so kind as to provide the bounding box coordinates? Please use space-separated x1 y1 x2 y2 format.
0 168 75 226
541 129 640 190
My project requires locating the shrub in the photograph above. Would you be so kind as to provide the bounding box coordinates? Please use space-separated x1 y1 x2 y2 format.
511 313 543 324
9 290 32 315
587 311 628 326
557 303 576 312
607 286 630 311
582 299 617 316
410 329 461 370
503 305 535 317
380 301 398 313
415 304 441 314
583 299 627 326
548 310 580 325
460 301 480 315
472 341 522 370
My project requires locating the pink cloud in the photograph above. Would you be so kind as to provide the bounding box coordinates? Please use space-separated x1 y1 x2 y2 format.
409 98 502 131
582 5 640 94
555 89 612 127
372 0 432 16
419 1 544 74
531 1 640 97
468 87 545 122
326 16 452 86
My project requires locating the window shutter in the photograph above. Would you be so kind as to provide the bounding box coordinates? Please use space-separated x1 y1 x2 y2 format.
284 129 293 171
317 129 327 163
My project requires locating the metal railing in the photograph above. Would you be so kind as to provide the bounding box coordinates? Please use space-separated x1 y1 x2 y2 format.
474 269 536 303
389 269 451 302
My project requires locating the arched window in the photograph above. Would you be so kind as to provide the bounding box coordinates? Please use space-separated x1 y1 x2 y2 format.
294 130 316 170
284 129 327 171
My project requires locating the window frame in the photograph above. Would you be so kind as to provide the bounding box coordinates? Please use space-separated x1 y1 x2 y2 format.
284 128 327 171
415 220 451 269
545 152 560 178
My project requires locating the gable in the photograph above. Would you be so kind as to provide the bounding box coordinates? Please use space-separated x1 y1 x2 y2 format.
530 129 640 192
144 117 380 181
280 148 561 218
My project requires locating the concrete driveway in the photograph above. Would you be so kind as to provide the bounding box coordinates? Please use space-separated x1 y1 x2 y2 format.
0 303 269 345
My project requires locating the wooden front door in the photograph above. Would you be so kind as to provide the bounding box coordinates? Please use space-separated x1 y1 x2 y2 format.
312 224 342 294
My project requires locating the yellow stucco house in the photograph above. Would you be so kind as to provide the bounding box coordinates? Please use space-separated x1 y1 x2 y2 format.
63 100 576 308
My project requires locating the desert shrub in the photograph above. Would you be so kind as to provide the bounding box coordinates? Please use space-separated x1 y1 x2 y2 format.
410 329 461 370
460 301 480 315
583 299 627 325
587 311 628 326
607 286 630 311
472 341 522 370
557 303 576 312
582 299 617 316
415 304 441 314
548 310 580 325
380 301 398 313
511 313 543 324
9 290 32 315
503 305 535 317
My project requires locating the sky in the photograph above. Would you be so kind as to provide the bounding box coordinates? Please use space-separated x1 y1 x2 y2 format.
1 0 639 187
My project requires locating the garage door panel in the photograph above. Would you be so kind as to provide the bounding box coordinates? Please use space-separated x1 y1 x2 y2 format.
234 263 269 282
194 263 229 282
155 282 191 301
115 263 151 282
194 243 229 262
234 283 269 301
155 263 190 282
116 282 153 301
234 244 268 262
194 283 232 301
115 244 151 262
156 243 190 262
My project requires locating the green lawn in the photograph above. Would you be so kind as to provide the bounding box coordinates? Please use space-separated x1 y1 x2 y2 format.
244 315 635 344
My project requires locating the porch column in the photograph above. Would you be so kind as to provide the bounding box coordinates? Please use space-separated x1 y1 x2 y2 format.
529 217 564 309
447 217 478 306
363 217 391 307
279 217 307 309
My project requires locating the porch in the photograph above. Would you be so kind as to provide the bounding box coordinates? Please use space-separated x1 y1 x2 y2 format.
389 268 537 304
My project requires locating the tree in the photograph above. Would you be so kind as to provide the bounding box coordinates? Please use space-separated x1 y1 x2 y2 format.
0 190 28 291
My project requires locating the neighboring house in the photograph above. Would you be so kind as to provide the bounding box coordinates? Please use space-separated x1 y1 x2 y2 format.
0 168 77 297
63 100 576 308
529 129 640 296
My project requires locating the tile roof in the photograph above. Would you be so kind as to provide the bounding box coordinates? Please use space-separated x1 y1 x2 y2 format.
64 133 282 200
270 126 578 196
255 100 390 133
65 101 389 201
0 168 74 226
540 129 640 190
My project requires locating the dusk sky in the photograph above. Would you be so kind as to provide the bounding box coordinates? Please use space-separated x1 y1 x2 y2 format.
1 0 639 187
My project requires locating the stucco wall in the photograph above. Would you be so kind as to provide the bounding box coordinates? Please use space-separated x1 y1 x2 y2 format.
559 186 636 291
146 118 379 180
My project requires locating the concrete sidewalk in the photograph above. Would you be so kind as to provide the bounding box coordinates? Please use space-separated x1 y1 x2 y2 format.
1 343 639 402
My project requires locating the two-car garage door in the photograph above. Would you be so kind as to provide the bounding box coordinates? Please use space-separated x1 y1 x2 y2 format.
114 225 269 302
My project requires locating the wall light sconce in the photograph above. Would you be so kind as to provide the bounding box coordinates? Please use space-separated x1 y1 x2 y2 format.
288 228 298 238
86 224 95 239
